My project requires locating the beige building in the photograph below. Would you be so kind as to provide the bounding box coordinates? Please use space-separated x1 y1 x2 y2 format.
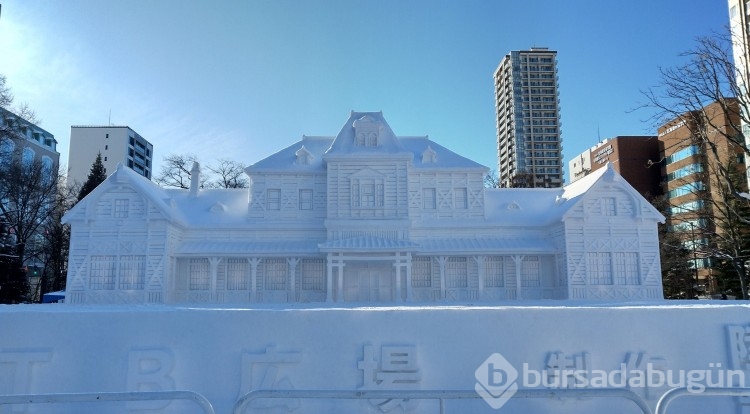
67 126 153 185
569 136 661 198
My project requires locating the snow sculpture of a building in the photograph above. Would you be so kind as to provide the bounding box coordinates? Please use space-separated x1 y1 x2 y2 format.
62 112 665 304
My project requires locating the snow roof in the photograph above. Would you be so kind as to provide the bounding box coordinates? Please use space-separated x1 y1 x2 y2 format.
164 187 250 227
62 163 181 225
416 237 557 254
400 137 486 169
325 111 407 155
484 163 664 226
177 240 320 255
484 187 564 226
319 236 420 251
247 112 486 172
246 136 333 173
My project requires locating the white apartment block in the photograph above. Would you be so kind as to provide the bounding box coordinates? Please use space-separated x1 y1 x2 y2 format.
67 126 153 185
494 48 563 188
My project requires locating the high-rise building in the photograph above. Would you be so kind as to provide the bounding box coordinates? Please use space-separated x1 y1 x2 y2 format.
67 126 153 185
728 0 750 187
658 99 747 296
494 47 563 188
569 136 661 198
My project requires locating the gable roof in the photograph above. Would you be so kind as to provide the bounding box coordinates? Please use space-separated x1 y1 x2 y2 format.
325 111 407 156
247 111 487 172
62 163 184 225
484 163 665 226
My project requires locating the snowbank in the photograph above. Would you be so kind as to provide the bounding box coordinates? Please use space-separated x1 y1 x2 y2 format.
1 302 748 413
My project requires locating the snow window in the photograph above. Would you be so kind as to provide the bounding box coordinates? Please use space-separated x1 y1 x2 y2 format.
362 183 376 207
521 256 541 288
412 257 432 288
89 255 116 290
603 198 616 216
446 257 468 288
265 259 287 290
266 189 281 210
299 189 313 210
351 179 384 208
423 188 436 209
301 259 325 291
226 258 248 290
587 253 613 285
485 256 504 287
355 132 378 147
113 199 130 218
189 258 210 290
614 253 639 285
454 188 468 209
118 255 145 290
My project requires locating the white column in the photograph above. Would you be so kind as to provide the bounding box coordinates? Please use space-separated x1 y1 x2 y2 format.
326 254 333 303
512 255 524 300
394 255 402 302
474 255 485 300
208 257 222 303
248 258 260 302
437 256 447 300
405 253 413 301
336 253 345 303
287 258 299 303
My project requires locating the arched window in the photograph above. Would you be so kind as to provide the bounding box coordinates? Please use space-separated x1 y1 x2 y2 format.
22 147 35 166
0 138 15 161
41 156 53 172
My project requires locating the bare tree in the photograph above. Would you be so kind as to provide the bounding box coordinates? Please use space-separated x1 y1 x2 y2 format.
206 159 249 189
0 155 61 303
0 75 62 303
641 31 750 206
483 170 500 188
155 153 248 189
154 153 203 189
34 178 77 300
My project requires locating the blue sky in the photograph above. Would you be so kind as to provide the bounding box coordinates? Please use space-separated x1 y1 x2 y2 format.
0 1 731 181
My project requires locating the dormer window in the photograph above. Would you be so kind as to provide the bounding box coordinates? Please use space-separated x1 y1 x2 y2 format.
422 146 437 163
295 145 313 165
353 115 380 147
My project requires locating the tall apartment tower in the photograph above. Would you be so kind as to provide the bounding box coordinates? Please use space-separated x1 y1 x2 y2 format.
67 126 153 185
494 47 563 188
729 0 750 187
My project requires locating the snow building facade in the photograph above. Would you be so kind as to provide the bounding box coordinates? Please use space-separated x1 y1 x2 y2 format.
62 112 665 305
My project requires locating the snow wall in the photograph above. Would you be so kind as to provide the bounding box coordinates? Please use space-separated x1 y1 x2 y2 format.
1 303 750 414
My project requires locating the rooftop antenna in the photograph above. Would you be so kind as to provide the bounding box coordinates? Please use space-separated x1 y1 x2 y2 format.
108 109 111 126
597 123 602 143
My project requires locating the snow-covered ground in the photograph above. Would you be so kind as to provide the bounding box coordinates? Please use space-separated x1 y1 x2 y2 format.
1 301 749 413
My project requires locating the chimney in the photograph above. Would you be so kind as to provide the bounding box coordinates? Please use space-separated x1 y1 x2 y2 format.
189 161 200 197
